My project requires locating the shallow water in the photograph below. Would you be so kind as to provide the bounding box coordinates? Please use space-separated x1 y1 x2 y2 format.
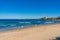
0 19 59 31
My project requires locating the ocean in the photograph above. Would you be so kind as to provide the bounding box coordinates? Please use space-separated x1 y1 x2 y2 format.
0 19 59 31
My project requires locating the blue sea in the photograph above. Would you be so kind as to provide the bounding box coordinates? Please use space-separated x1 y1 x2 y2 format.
0 19 59 31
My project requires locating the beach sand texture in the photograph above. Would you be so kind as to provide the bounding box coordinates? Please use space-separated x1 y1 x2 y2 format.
0 24 60 40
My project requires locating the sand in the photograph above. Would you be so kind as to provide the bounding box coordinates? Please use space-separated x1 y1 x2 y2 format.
0 24 60 40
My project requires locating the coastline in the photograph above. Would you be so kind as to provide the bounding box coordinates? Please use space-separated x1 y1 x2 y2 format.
0 24 60 40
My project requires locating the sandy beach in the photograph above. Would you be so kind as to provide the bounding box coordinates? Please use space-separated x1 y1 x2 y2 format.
0 24 60 40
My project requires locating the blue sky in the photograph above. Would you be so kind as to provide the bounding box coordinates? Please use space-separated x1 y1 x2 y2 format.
0 0 60 19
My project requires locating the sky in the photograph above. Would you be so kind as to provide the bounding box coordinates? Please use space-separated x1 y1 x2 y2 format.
0 0 60 19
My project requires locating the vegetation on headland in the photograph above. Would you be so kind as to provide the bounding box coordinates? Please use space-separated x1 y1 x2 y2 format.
24 16 60 21
40 16 60 20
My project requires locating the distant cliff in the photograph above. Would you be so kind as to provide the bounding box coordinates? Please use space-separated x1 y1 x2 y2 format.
40 17 60 20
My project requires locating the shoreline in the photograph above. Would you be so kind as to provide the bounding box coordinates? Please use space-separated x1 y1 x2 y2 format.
0 23 60 33
0 23 58 32
0 24 60 40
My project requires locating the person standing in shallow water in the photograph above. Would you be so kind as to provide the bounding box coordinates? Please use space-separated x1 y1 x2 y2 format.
21 26 24 28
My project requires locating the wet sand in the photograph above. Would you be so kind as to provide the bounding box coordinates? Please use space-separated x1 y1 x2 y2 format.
0 24 60 40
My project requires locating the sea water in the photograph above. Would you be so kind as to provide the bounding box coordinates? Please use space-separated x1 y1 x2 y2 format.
0 19 59 31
